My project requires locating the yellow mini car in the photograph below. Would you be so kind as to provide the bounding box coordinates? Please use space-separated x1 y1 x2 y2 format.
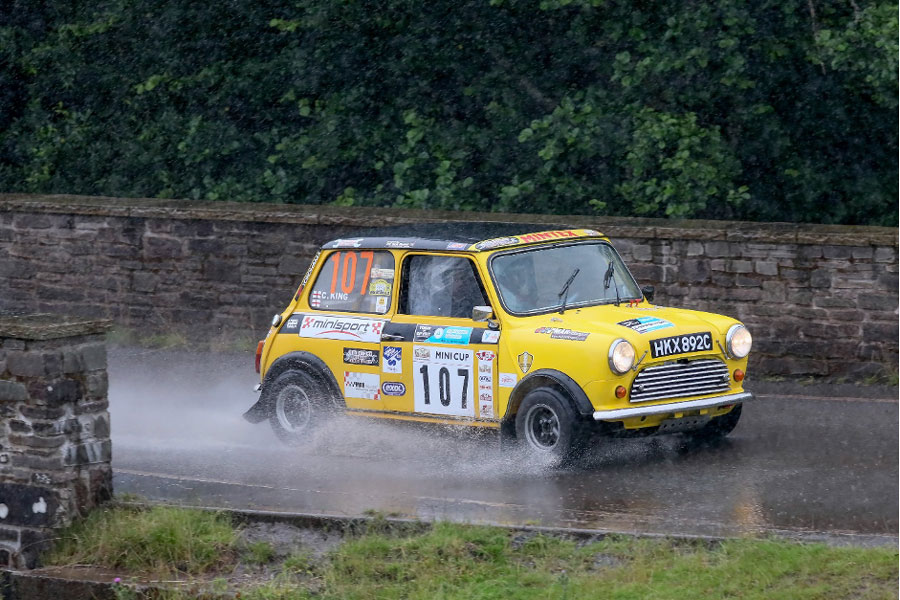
245 225 752 461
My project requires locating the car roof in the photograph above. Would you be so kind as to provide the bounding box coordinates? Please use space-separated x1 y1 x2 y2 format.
321 222 606 252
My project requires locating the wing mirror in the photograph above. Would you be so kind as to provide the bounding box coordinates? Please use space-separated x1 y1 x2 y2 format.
641 285 655 302
472 305 493 322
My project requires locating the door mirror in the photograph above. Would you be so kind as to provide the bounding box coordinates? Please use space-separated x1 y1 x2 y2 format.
641 285 655 302
472 305 494 322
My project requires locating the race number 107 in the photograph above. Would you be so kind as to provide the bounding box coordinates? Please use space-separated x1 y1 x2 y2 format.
416 365 473 416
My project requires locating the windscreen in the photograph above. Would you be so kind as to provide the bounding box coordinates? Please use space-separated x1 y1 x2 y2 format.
490 242 641 314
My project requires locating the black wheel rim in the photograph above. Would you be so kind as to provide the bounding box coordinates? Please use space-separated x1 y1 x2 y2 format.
275 384 311 432
525 404 560 450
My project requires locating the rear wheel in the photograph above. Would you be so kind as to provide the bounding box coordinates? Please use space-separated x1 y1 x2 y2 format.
515 388 585 464
685 404 742 443
263 370 334 446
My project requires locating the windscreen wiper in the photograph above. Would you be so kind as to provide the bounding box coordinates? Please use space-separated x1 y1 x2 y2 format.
557 268 580 314
603 261 621 306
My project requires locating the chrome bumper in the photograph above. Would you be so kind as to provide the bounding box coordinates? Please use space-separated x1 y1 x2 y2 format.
592 391 752 421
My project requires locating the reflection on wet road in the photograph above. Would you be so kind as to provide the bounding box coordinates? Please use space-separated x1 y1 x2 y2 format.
110 348 898 545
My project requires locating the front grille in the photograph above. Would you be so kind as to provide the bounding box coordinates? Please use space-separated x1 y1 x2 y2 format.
630 359 731 403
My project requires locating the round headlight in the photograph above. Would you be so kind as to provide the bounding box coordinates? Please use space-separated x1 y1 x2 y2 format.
727 324 752 359
608 339 636 374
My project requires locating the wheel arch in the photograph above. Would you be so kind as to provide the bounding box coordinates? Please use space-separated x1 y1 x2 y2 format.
243 351 343 423
501 369 594 425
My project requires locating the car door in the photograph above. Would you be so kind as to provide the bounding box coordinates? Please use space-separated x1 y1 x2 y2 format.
379 253 500 422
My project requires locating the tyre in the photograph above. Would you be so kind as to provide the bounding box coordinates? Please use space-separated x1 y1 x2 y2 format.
515 388 585 464
685 404 742 444
263 370 334 446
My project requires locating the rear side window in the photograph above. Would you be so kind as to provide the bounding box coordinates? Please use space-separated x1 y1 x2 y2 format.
399 255 487 319
309 250 395 314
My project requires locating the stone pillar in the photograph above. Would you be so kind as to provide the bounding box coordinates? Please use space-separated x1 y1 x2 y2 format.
0 314 112 569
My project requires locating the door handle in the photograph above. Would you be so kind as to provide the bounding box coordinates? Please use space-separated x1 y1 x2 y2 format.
381 333 404 341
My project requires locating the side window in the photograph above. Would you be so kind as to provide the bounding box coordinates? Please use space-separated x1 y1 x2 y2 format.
309 250 395 314
399 255 488 319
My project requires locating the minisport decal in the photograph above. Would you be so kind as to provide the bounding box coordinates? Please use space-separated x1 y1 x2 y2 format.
298 315 385 343
650 332 713 358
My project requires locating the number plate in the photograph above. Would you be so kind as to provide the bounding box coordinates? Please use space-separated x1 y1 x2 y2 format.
649 332 713 358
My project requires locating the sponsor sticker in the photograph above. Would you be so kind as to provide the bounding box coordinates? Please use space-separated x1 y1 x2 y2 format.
285 317 299 330
383 346 403 374
381 381 407 396
368 279 392 296
385 240 414 248
481 330 500 344
499 372 517 388
473 237 518 251
477 350 494 419
650 332 713 359
414 325 473 345
299 315 385 343
375 296 388 313
617 317 674 334
333 238 363 248
343 347 379 366
299 250 321 288
370 268 395 279
446 242 467 250
414 347 430 360
517 352 534 374
534 327 590 342
343 372 381 401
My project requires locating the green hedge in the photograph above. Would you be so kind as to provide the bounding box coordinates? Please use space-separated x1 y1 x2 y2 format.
1 0 896 224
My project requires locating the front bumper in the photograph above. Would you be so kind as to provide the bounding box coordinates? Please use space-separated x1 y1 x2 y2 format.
592 391 752 421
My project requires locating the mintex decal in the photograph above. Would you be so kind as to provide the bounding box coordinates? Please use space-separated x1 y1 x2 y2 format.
499 372 517 388
534 327 590 341
381 381 407 396
617 317 674 334
343 347 379 366
299 315 385 343
477 350 495 419
412 346 474 417
414 325 473 345
383 346 402 374
516 230 580 244
343 372 381 401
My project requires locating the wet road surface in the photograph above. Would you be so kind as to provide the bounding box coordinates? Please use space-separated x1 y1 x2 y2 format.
109 347 898 545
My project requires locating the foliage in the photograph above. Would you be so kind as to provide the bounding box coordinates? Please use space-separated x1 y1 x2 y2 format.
45 505 236 576
0 0 896 224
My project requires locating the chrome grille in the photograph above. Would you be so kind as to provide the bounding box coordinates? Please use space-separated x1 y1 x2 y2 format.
630 359 731 403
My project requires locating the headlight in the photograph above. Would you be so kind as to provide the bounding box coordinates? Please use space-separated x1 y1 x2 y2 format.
727 324 752 359
608 339 636 374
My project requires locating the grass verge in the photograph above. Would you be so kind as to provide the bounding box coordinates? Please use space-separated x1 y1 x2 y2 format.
44 506 898 599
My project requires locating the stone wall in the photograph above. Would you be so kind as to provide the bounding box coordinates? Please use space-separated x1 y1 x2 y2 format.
1 194 897 379
0 314 112 569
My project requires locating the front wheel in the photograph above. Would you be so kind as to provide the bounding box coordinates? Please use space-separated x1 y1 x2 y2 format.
515 388 584 464
263 370 334 446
